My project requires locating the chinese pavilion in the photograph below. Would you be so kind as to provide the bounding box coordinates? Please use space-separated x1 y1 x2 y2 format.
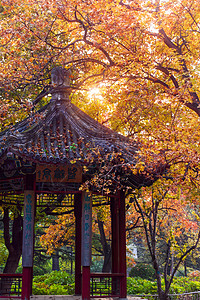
0 67 162 300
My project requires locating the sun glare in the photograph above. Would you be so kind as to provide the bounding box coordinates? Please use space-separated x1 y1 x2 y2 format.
87 87 103 101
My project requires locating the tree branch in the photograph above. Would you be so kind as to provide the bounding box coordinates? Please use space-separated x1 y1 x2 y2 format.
156 64 179 89
3 208 12 252
159 28 179 51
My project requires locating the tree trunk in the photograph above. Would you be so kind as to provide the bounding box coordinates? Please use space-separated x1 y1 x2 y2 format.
3 249 22 273
156 276 171 300
1 207 23 295
102 248 111 273
97 219 112 273
153 257 170 300
52 250 60 271
184 260 187 277
158 294 170 300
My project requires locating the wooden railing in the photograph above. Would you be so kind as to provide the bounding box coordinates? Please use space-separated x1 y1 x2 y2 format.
90 272 124 298
0 273 22 298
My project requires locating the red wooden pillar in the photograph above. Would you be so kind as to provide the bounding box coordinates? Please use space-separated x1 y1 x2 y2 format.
118 190 127 299
22 268 33 300
21 174 36 300
82 266 90 300
74 193 82 295
111 196 119 273
81 192 92 300
111 196 120 295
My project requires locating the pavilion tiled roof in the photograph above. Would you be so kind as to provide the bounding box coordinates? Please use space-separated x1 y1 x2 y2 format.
0 99 137 165
0 67 137 167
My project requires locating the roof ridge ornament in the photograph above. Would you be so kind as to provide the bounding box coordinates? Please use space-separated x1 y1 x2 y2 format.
51 66 72 103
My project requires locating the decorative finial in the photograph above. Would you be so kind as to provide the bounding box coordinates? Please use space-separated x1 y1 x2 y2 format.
51 66 72 102
51 66 71 87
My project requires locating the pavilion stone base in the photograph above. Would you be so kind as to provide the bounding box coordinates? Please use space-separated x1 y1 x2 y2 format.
30 296 144 300
30 296 81 300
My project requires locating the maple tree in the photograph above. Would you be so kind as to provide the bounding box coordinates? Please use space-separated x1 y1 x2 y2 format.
40 209 75 256
126 177 200 300
0 1 200 299
39 202 113 273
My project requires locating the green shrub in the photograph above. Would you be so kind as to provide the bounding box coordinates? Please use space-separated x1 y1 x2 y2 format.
32 271 75 295
127 276 200 296
127 277 157 295
129 263 155 280
32 270 200 296
169 277 200 294
32 282 49 295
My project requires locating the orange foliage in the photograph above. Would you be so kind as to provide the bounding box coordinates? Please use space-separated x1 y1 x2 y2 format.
40 212 75 254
